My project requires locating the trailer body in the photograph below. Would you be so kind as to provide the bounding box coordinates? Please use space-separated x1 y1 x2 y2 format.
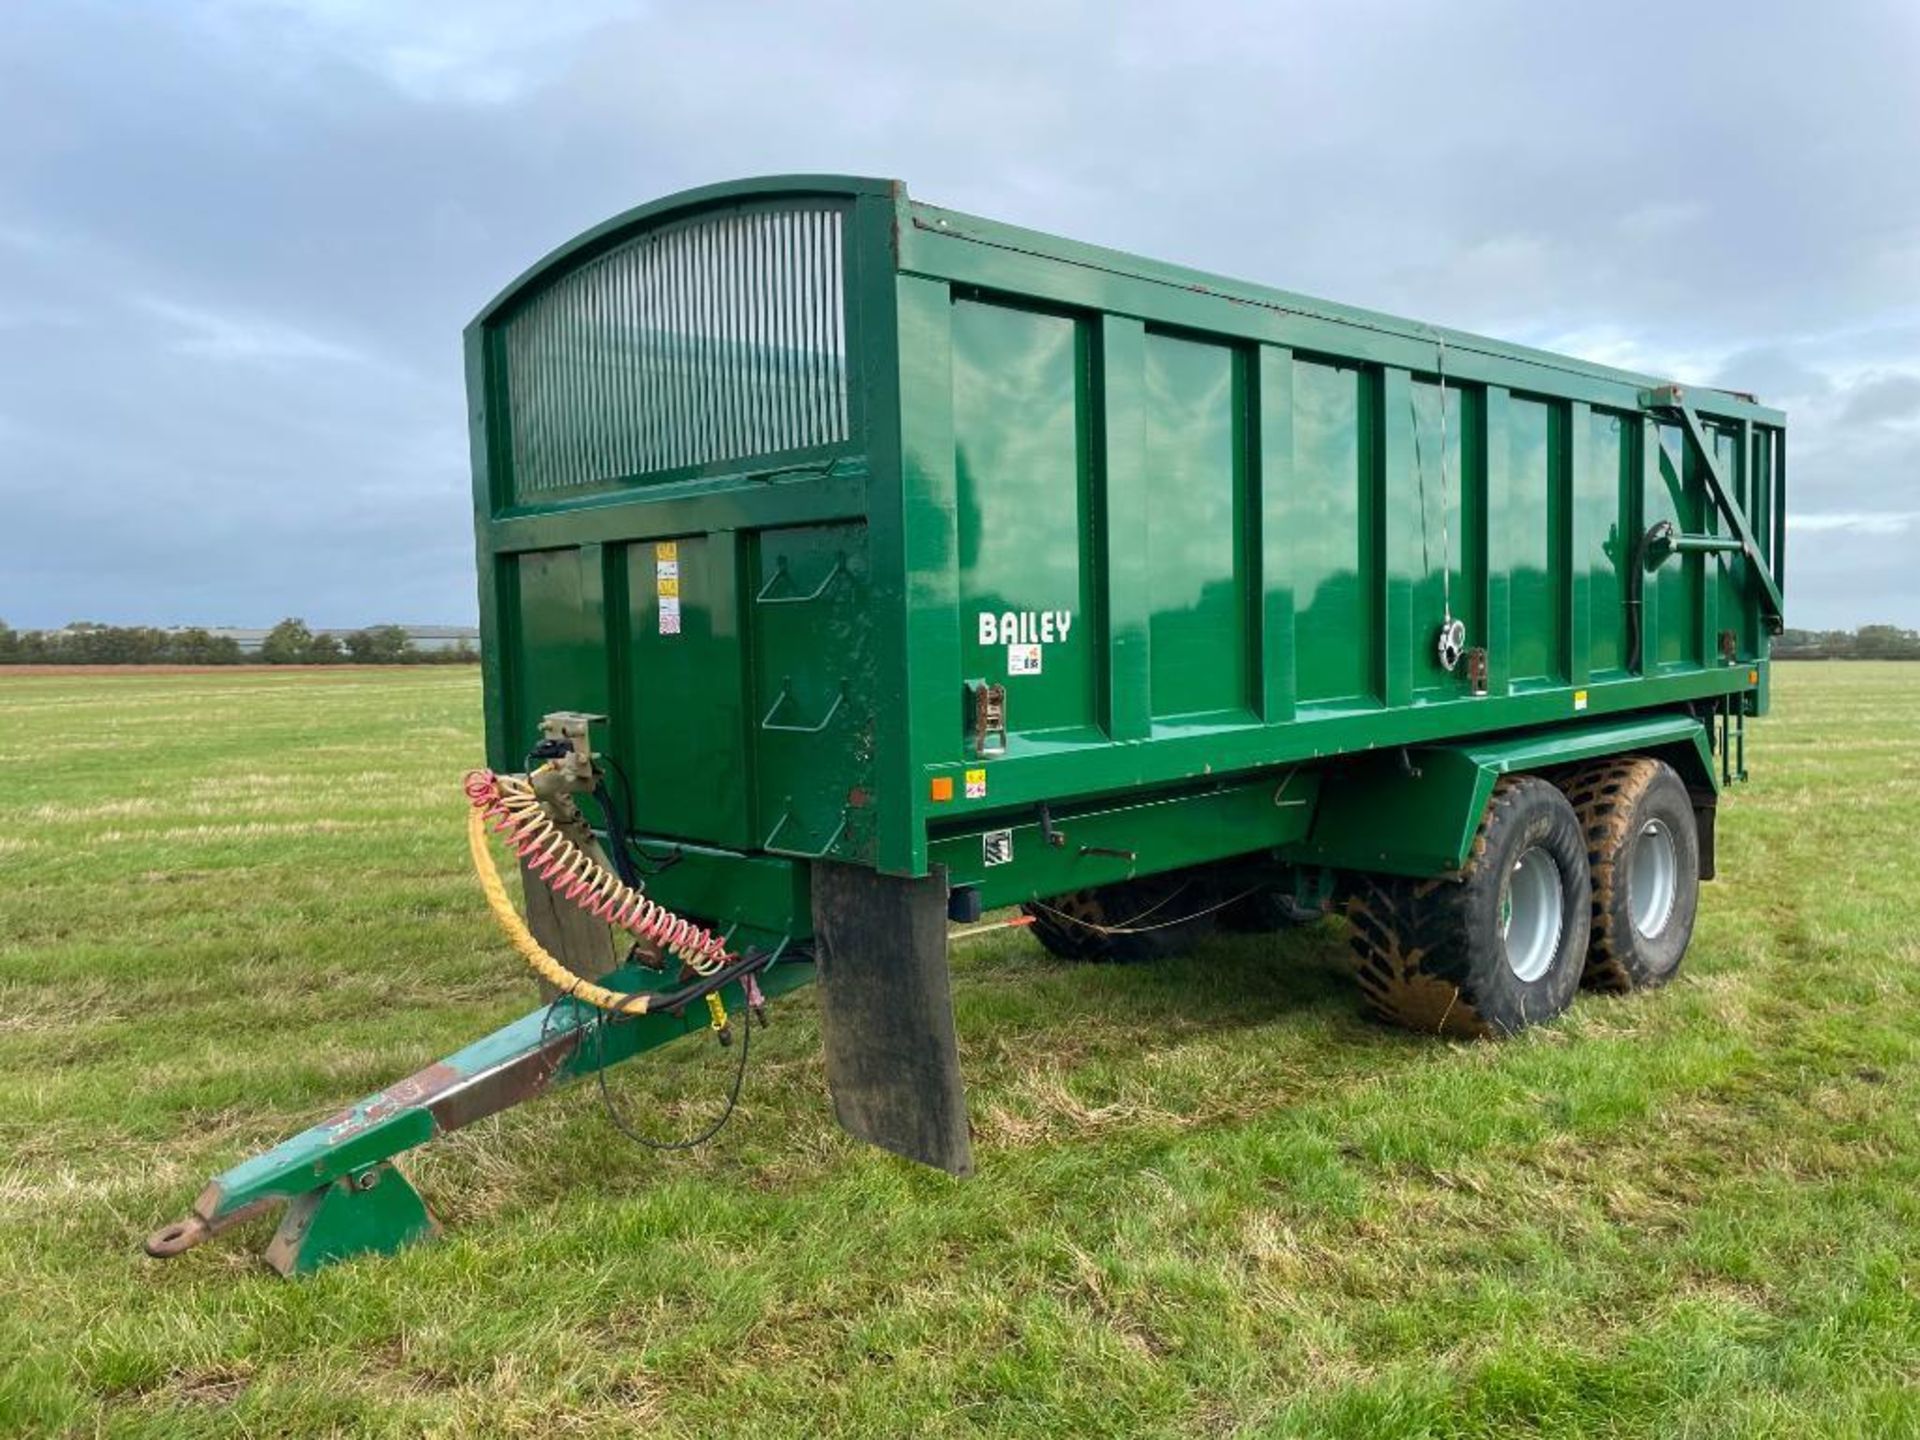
466 175 1781 937
145 176 1788 1270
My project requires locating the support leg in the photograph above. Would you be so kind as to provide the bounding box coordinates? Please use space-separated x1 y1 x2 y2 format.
263 1162 440 1276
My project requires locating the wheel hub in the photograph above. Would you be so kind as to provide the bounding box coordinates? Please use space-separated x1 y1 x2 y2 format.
1501 845 1564 983
1628 818 1678 939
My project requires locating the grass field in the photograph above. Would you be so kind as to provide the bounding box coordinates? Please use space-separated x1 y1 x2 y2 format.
1 664 1916 1437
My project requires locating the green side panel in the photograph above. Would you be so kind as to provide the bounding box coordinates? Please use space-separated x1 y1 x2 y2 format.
1285 357 1373 706
1748 423 1775 661
621 534 751 848
1504 395 1561 686
629 841 809 943
1101 317 1153 740
1585 409 1632 678
511 548 610 749
1710 422 1750 661
950 298 1098 739
749 522 874 862
1142 331 1252 721
1255 345 1297 724
1650 423 1699 669
1289 712 1714 877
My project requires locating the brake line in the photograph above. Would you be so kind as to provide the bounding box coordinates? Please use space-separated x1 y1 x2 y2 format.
465 768 742 1014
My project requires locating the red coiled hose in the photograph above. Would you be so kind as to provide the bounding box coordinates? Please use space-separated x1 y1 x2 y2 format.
465 769 732 974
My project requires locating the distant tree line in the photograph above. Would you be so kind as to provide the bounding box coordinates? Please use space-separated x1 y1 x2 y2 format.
1773 625 1920 660
0 618 477 665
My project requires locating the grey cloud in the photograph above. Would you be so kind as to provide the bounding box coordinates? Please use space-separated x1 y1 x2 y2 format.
1838 372 1920 428
2 0 1918 630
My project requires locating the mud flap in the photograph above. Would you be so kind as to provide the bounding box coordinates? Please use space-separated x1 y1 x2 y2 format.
811 861 972 1176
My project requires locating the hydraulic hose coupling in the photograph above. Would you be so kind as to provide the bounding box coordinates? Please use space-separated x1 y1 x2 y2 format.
463 768 734 976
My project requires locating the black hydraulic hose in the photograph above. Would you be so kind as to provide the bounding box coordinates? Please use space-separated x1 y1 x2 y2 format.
589 781 643 889
626 944 793 1019
1626 524 1654 675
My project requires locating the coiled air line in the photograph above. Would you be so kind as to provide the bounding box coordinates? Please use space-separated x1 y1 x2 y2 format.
465 768 737 1015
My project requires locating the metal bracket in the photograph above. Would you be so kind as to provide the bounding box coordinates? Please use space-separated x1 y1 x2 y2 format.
263 1162 440 1277
1038 802 1066 848
760 678 846 734
1642 518 1743 569
536 711 605 790
1465 647 1489 696
966 680 1007 757
1640 386 1785 632
755 554 846 605
763 804 850 858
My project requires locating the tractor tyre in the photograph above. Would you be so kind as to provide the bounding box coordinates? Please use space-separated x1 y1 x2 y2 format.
1023 873 1220 964
1558 757 1700 992
1347 775 1590 1037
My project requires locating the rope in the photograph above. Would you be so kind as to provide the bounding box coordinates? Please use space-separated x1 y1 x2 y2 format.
1437 333 1454 626
1411 331 1457 627
1026 886 1259 937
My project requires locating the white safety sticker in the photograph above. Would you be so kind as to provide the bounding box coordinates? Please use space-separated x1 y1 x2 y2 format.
977 610 1071 678
965 767 988 800
656 542 682 635
982 829 1013 867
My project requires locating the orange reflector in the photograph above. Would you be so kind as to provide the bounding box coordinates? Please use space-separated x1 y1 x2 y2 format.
930 776 954 802
1748 669 1758 683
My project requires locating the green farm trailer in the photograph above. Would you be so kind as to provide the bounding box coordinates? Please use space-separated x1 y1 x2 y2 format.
150 176 1785 1272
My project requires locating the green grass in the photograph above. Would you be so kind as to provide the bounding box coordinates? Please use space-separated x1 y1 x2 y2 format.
1 664 1916 1438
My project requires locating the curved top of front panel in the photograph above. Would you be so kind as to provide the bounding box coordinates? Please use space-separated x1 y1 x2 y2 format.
469 174 897 330
473 176 895 504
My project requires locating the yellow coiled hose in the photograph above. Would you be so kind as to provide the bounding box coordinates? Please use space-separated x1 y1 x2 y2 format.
465 768 736 1014
466 802 656 1015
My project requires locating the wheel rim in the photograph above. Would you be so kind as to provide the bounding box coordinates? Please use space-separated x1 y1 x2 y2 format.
1501 846 1564 983
1628 818 1678 939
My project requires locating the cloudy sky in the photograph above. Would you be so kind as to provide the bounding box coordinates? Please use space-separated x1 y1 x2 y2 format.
3 0 1916 630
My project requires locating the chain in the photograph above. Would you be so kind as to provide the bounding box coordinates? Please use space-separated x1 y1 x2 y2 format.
1437 333 1453 627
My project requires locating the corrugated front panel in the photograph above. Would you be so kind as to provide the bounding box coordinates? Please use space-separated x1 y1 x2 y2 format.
498 206 849 501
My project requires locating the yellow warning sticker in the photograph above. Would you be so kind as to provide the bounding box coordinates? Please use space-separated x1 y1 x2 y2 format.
655 542 684 635
964 767 987 800
1573 689 1589 711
